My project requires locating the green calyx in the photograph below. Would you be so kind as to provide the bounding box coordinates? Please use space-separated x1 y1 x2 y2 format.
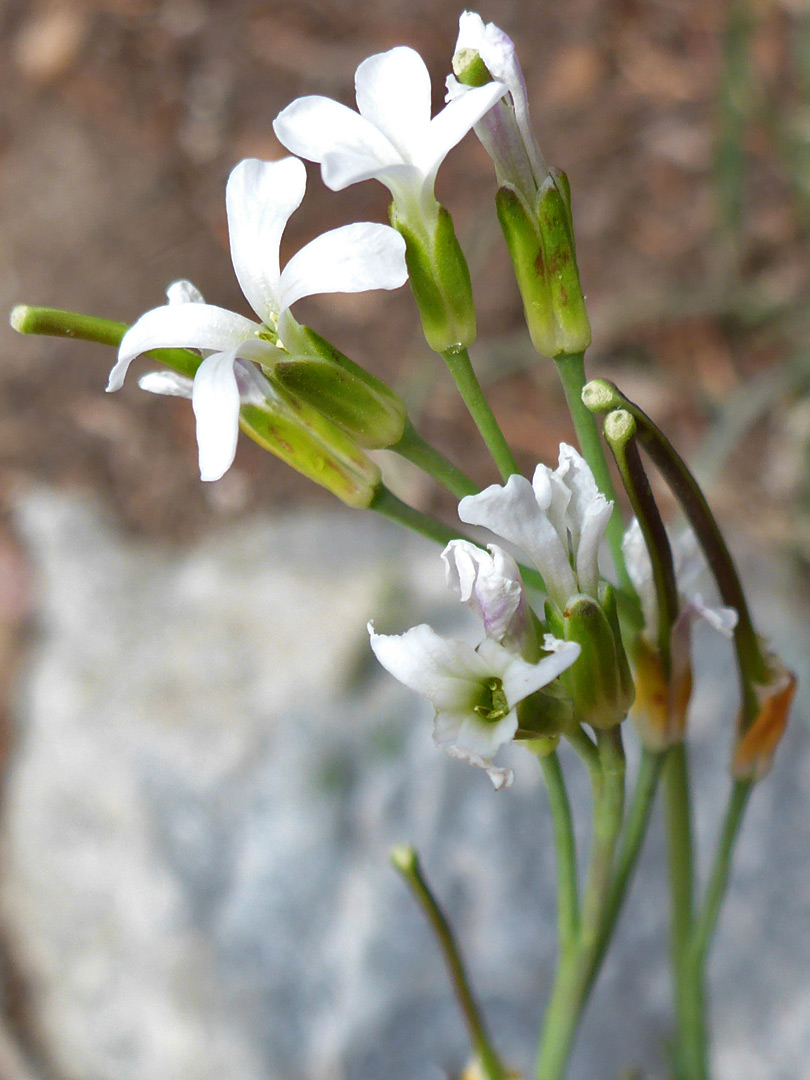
473 677 511 723
240 381 381 509
270 324 407 449
547 588 634 729
392 203 477 352
496 171 590 358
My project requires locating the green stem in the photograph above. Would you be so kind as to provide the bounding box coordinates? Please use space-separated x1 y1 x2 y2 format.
391 846 506 1080
10 305 200 378
664 743 705 1080
369 485 466 548
442 346 520 481
690 780 752 967
535 728 626 1080
586 748 666 995
564 724 601 785
391 420 480 499
554 353 631 593
539 751 581 950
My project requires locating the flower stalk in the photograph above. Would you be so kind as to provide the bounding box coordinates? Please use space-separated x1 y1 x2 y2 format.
391 846 507 1080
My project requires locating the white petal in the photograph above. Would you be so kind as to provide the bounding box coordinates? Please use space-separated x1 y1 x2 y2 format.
109 304 257 391
273 96 398 179
574 493 613 599
368 621 494 711
417 80 506 181
166 279 205 305
691 595 738 638
442 540 524 643
226 157 306 323
459 475 576 606
477 637 580 706
138 370 194 398
191 350 243 481
434 707 517 760
355 47 432 161
277 223 407 313
443 741 514 789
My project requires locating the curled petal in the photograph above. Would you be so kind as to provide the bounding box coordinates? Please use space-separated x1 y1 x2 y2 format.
459 475 576 607
690 594 738 637
110 304 257 391
226 157 306 323
574 494 613 600
278 222 407 314
191 350 243 481
273 96 398 179
355 47 432 161
442 540 524 645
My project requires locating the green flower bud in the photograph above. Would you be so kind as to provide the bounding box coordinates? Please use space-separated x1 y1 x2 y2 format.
452 48 494 88
240 381 381 509
392 204 476 352
270 325 407 449
496 171 591 358
547 589 634 729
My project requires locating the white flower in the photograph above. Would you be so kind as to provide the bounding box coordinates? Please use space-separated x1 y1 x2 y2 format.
369 620 579 789
622 519 738 646
458 444 612 609
273 46 506 227
108 156 407 481
441 539 536 658
447 12 546 203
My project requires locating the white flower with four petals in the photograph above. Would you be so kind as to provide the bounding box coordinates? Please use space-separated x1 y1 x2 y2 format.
108 156 407 480
273 46 507 228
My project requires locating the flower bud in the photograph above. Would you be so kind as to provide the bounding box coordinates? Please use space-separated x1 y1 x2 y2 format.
391 204 476 351
270 324 407 449
732 660 796 781
547 588 634 729
240 382 381 508
496 172 591 358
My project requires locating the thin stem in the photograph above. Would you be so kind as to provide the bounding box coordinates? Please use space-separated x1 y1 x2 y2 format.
391 420 479 499
585 748 666 995
553 353 631 593
535 727 626 1080
564 724 601 785
539 751 581 949
369 485 467 548
10 305 200 378
442 346 520 481
391 846 506 1080
664 743 705 1080
690 779 752 967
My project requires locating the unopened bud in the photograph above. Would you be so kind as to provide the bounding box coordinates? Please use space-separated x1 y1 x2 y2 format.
548 589 634 729
241 383 381 509
271 325 407 449
496 172 590 358
392 204 476 352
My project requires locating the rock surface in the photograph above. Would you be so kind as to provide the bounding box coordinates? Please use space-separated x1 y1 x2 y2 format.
0 490 808 1080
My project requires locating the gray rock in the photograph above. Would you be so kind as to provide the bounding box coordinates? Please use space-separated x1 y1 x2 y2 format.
0 490 808 1080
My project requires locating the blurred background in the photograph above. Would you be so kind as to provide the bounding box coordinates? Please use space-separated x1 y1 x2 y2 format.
0 1 809 1078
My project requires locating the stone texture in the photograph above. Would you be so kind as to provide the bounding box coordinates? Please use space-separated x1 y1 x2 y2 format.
0 490 808 1080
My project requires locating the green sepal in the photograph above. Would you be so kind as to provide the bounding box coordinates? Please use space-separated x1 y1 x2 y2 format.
549 593 633 729
270 325 407 449
496 173 591 358
240 381 381 509
599 582 636 709
515 687 574 740
391 204 476 352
